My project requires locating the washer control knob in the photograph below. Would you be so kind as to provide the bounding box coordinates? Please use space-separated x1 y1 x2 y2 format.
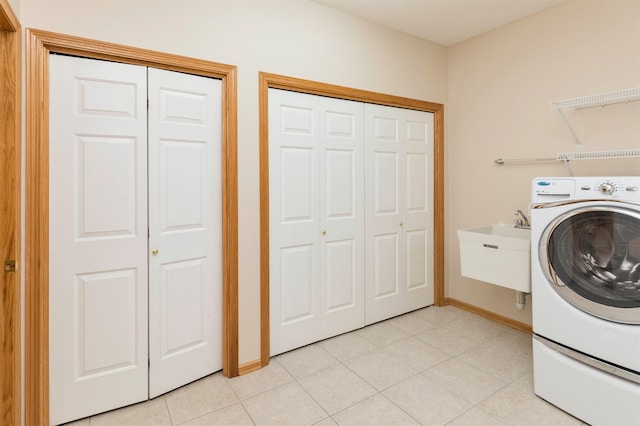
599 182 615 194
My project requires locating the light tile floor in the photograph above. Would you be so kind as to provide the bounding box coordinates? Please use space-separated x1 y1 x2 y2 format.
66 306 585 426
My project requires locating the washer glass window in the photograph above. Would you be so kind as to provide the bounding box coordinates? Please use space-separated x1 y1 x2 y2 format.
547 209 640 312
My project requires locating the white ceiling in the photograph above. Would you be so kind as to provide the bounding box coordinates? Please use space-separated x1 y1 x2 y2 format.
313 0 568 46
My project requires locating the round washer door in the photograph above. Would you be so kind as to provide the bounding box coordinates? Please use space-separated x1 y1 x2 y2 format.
539 204 640 324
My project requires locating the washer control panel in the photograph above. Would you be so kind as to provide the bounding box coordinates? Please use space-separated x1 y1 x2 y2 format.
533 177 640 204
578 179 639 198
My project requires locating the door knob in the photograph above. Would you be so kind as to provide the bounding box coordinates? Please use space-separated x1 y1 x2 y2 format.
321 229 327 235
400 221 404 227
152 249 159 255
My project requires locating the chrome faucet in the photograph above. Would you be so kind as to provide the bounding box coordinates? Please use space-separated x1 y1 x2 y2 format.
515 209 530 228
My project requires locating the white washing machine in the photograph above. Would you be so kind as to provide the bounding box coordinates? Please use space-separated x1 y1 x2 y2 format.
531 176 640 426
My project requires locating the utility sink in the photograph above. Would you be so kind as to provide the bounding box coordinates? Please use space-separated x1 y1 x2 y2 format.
457 224 531 292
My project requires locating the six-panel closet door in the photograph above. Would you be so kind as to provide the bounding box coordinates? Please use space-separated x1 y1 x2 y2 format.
269 89 365 356
147 67 222 398
49 54 222 425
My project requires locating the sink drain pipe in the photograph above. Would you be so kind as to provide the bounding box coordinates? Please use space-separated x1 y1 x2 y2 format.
516 291 528 310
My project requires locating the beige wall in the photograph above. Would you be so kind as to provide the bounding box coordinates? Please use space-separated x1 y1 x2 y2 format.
18 0 448 365
447 0 640 325
7 0 19 18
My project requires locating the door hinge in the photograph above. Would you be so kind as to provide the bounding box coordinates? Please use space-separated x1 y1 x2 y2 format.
4 260 18 273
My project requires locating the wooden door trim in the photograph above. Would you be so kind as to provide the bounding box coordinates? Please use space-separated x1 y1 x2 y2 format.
259 72 445 366
0 1 21 425
25 28 239 425
0 0 18 29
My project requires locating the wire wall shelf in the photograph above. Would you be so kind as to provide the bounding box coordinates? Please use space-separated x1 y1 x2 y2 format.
550 87 640 148
495 88 640 166
556 149 640 161
495 149 640 165
552 87 640 110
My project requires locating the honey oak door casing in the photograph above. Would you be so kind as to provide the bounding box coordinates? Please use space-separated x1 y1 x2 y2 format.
0 0 21 424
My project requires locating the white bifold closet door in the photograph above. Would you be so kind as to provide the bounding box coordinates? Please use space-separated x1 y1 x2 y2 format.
49 54 222 425
147 67 222 398
364 104 434 324
269 89 365 356
269 89 434 356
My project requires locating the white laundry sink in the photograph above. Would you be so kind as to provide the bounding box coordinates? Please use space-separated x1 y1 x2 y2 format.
457 224 531 292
